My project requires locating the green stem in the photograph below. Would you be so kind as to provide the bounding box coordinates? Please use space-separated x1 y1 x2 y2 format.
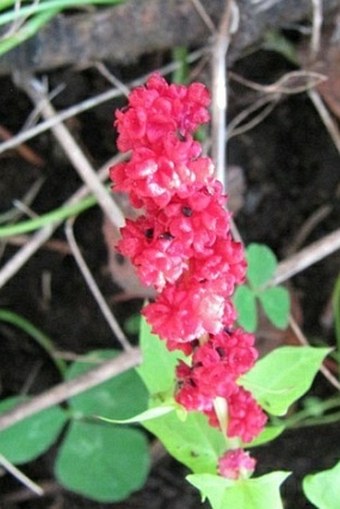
283 396 340 428
0 0 123 26
292 411 340 428
0 8 60 57
0 194 96 238
0 309 66 376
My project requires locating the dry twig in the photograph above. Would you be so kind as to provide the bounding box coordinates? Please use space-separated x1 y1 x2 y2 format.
0 348 141 432
272 227 340 286
308 89 340 155
0 453 43 496
289 315 340 391
211 0 239 189
311 0 323 59
65 218 133 352
14 72 125 228
0 154 124 289
0 50 205 157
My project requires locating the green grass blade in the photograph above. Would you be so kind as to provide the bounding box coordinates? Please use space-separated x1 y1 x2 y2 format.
0 194 97 238
0 0 123 26
0 309 66 376
0 1 16 14
0 8 60 57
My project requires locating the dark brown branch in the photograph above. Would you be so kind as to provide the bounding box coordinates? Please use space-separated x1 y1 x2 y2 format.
0 348 141 432
0 0 339 76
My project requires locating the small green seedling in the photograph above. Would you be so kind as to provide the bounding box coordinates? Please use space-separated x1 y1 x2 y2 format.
234 244 290 332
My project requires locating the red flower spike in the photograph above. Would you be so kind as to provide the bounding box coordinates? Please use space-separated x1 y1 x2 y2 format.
110 73 267 450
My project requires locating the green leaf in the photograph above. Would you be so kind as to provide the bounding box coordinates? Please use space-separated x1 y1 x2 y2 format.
55 420 149 502
246 244 278 289
258 287 290 329
98 404 175 424
233 285 258 332
144 410 227 474
137 316 185 395
67 349 148 420
0 397 67 464
241 346 330 416
303 461 340 509
187 471 290 509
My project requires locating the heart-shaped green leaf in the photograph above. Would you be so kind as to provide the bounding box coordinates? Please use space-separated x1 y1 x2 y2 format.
246 244 278 289
67 349 148 420
233 285 258 332
259 287 290 329
137 316 185 395
55 420 149 502
241 346 330 416
144 410 227 474
0 397 66 464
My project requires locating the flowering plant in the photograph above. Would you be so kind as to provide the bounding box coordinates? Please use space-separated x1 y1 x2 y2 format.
109 74 331 509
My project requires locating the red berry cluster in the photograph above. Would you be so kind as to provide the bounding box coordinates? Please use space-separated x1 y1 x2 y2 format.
110 74 266 478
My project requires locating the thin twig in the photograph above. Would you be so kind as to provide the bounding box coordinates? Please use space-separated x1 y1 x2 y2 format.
14 72 125 228
0 49 206 157
1 0 40 40
0 480 58 504
284 204 332 256
211 0 239 190
0 453 43 496
308 89 340 155
228 95 280 139
0 176 44 225
65 218 133 352
230 70 326 95
22 81 66 131
94 62 130 96
190 0 216 33
289 315 340 391
6 235 71 255
0 348 141 432
0 154 125 289
0 124 45 167
311 0 323 60
272 227 340 286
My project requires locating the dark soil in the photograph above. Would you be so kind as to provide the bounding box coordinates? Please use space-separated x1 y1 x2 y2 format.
0 41 339 509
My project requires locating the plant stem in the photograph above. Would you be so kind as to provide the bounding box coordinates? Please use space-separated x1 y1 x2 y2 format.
0 309 66 376
0 194 96 238
283 395 340 428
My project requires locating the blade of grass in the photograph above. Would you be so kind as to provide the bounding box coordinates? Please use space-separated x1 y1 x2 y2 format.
0 8 60 57
0 177 44 225
0 309 66 376
0 1 17 14
0 194 97 239
0 0 123 26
